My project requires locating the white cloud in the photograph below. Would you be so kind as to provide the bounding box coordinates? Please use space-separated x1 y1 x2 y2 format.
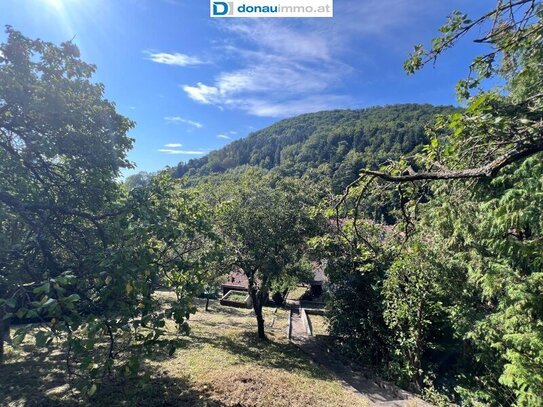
183 83 220 105
217 134 231 140
183 51 350 117
181 1 433 117
237 95 352 118
183 20 352 117
164 116 203 128
158 149 205 155
146 51 203 67
223 21 333 61
164 143 183 148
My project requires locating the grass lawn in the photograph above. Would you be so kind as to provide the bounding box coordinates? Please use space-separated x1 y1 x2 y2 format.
286 286 308 301
308 314 329 336
0 294 369 407
221 290 249 303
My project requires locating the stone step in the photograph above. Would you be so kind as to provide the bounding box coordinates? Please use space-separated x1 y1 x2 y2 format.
291 336 431 407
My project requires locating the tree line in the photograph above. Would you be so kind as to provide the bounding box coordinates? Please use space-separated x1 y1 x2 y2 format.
171 104 455 194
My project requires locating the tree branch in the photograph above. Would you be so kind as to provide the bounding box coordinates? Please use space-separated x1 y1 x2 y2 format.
354 142 543 184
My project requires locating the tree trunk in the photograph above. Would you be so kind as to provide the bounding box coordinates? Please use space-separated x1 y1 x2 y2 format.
255 305 266 340
250 290 266 340
247 272 267 340
205 297 209 312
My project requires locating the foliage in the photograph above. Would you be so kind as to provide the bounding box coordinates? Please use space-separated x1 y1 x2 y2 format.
174 105 455 193
448 157 543 405
125 171 155 190
310 219 392 367
329 1 543 405
0 27 213 393
210 169 324 338
0 297 369 407
3 1 542 404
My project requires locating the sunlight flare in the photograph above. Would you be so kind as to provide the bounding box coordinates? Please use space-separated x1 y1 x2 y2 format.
45 0 64 10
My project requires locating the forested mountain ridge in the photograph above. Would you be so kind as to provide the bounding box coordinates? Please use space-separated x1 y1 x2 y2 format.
173 104 455 192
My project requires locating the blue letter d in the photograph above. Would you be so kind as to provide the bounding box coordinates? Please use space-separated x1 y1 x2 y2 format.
213 2 229 15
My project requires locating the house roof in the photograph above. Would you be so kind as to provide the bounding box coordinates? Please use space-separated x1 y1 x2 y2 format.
223 271 249 289
222 262 327 289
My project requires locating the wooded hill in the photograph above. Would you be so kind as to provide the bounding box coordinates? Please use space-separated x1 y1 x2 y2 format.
173 104 455 192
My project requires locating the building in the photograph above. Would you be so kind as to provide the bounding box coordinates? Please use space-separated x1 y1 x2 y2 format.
308 260 326 298
221 271 249 296
221 261 327 298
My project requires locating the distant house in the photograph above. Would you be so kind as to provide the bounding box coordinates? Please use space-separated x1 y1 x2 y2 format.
308 260 327 298
221 261 327 298
221 271 249 296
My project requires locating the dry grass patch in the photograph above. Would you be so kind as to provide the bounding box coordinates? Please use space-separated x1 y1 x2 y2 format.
308 314 328 336
286 286 308 301
1 295 369 407
151 298 369 407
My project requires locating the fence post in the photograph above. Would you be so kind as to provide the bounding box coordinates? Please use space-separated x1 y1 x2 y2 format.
287 309 293 340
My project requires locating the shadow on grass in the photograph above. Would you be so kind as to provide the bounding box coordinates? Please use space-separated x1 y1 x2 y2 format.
193 303 251 318
192 331 329 381
0 345 70 406
190 304 287 332
144 336 194 363
0 344 224 407
89 375 225 407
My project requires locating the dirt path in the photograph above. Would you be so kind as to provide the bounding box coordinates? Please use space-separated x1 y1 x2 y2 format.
289 306 430 407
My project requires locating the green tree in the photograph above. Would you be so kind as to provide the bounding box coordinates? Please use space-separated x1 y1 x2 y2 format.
174 105 453 194
0 25 133 364
0 28 212 395
125 171 154 190
335 1 543 404
213 169 321 339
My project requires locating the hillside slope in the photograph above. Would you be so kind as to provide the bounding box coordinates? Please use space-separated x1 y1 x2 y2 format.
173 104 455 192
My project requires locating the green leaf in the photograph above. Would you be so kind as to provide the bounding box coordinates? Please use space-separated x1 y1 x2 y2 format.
16 308 27 319
42 298 57 308
33 282 51 295
35 331 49 347
88 383 97 397
12 332 26 347
65 294 81 303
6 298 17 309
26 310 39 319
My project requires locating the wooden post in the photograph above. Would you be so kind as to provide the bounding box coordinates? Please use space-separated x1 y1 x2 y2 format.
287 309 293 341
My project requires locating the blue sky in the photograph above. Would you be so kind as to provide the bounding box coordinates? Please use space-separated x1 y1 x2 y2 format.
0 0 491 175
